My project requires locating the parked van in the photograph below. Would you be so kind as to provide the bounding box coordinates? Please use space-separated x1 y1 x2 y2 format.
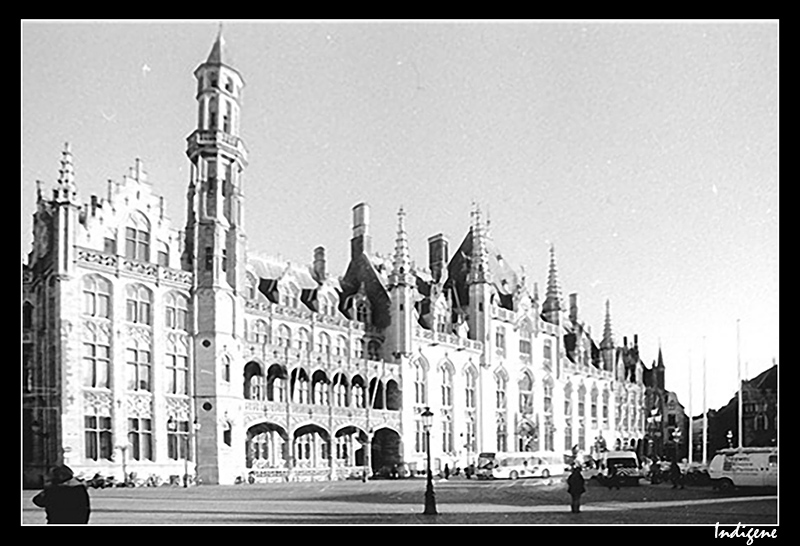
708 447 777 490
596 451 642 485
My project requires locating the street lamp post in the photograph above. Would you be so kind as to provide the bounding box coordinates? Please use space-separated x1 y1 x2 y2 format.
168 417 193 487
115 444 129 485
421 406 437 516
726 430 733 449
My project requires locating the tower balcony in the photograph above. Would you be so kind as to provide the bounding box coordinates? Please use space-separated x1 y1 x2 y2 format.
186 129 248 164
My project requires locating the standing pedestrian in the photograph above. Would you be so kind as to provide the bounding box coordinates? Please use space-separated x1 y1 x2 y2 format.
606 463 621 490
669 460 684 489
567 465 586 513
444 464 450 480
32 465 91 524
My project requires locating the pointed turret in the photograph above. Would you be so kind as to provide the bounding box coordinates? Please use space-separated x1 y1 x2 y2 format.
390 206 414 287
54 142 77 203
468 203 491 285
206 24 225 66
601 299 614 349
541 244 563 325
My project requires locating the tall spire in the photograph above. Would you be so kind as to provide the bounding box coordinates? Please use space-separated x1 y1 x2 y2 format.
656 344 665 368
468 203 490 284
392 206 412 282
601 299 614 349
54 142 77 203
541 244 562 323
58 142 75 186
206 23 225 65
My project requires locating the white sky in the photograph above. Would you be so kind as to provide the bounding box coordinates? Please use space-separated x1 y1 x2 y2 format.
21 20 778 412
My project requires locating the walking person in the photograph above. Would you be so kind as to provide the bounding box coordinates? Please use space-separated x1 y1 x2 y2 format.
32 464 91 524
567 465 586 513
669 460 685 489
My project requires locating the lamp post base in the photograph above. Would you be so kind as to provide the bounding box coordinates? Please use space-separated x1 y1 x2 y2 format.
423 471 438 515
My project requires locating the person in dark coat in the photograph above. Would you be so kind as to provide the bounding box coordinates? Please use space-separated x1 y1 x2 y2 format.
669 460 685 489
606 463 621 490
566 466 586 513
32 465 91 524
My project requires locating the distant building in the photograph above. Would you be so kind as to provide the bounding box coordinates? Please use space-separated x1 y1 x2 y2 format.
688 362 777 462
642 347 687 460
22 30 648 487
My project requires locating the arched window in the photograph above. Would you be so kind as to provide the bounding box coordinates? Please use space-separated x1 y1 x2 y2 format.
253 320 269 344
351 376 365 408
244 362 266 401
336 336 349 358
222 355 231 383
414 361 427 405
465 367 477 410
440 365 453 407
165 292 189 330
83 275 112 319
166 337 189 395
544 377 554 416
126 284 152 325
602 389 610 428
157 242 169 267
578 384 586 419
333 373 348 407
312 371 329 405
266 364 287 403
82 324 110 389
126 339 152 392
297 328 311 352
317 332 331 355
367 339 380 360
125 212 150 262
591 386 599 427
442 412 454 453
277 324 291 347
495 371 507 410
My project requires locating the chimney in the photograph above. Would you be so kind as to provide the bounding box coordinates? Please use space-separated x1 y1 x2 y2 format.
428 233 449 283
351 202 372 258
569 293 578 324
623 336 628 348
313 246 326 282
634 334 638 347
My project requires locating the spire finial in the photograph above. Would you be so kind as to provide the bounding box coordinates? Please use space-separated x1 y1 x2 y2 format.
542 243 562 323
602 298 614 349
391 205 412 283
469 202 490 284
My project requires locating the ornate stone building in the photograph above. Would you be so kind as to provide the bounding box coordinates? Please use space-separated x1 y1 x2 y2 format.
22 31 647 486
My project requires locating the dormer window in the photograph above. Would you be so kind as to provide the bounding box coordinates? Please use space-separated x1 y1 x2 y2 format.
225 77 233 92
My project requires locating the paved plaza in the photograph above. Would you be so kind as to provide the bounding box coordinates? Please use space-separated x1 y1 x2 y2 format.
21 476 778 526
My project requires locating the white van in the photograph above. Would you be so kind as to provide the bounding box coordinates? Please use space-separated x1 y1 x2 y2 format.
596 451 642 485
708 447 777 490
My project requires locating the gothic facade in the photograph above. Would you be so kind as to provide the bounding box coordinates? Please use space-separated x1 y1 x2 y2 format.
22 32 648 486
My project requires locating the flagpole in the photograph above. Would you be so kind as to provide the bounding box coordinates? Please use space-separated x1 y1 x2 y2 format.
688 348 693 464
737 319 742 450
702 336 708 464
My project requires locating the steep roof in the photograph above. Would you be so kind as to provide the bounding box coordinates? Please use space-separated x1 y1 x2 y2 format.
444 227 521 308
